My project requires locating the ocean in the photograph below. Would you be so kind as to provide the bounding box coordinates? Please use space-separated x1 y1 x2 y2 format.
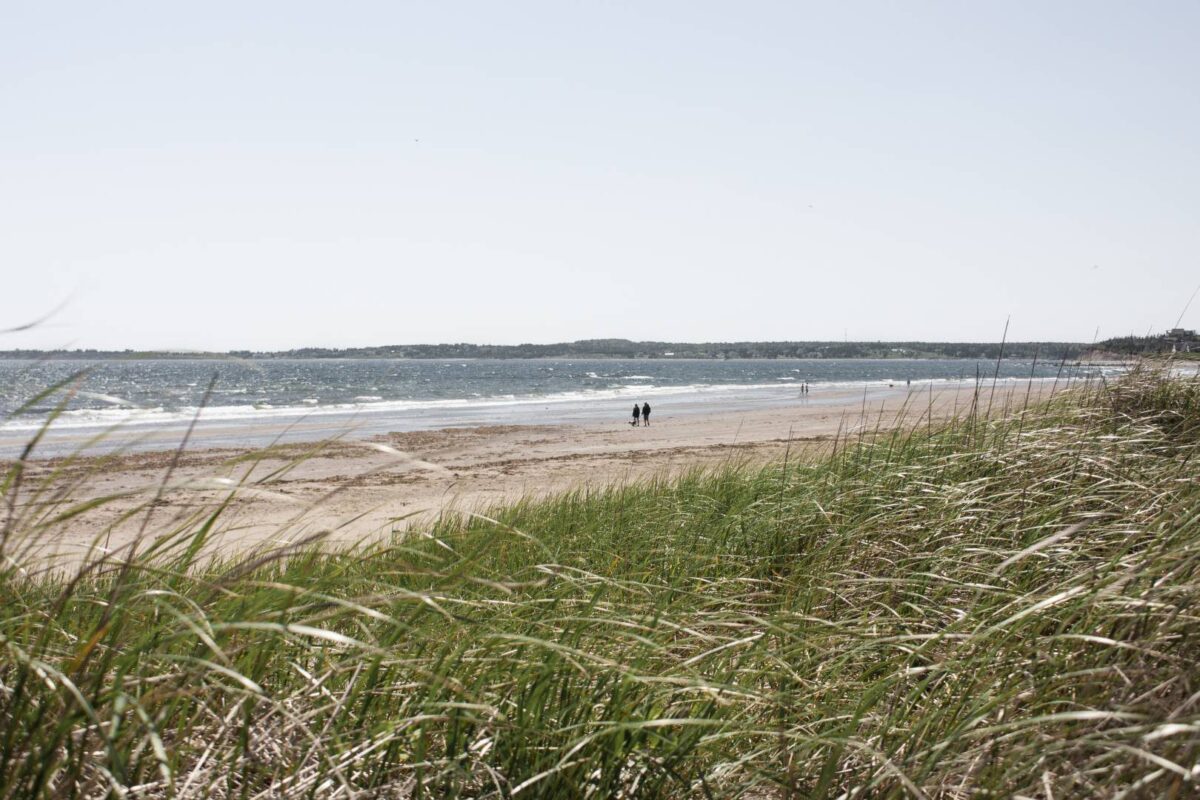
0 357 1112 457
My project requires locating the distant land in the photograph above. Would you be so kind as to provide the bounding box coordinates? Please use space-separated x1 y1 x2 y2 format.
0 338 1097 361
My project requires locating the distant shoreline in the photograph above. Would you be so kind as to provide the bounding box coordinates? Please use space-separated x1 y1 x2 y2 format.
0 338 1089 361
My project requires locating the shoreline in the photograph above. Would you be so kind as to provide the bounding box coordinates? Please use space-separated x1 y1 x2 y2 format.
0 373 1102 460
9 379 1069 566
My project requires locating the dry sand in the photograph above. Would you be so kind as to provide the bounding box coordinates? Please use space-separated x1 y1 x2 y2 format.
6 380 1065 566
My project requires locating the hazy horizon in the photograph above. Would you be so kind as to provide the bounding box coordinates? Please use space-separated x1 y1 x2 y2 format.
3 2 1198 351
0 334 1117 355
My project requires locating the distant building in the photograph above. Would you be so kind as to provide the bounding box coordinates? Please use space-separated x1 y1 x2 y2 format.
1166 328 1198 353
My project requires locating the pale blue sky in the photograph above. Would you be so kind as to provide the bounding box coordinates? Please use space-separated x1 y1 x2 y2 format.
2 1 1197 350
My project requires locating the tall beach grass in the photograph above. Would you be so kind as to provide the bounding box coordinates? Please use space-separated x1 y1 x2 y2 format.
1 365 1198 797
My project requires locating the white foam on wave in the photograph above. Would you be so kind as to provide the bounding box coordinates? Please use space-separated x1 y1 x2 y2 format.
2 383 724 431
78 391 134 406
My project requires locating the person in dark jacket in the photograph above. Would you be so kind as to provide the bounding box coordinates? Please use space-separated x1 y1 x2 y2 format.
642 402 651 426
632 403 641 426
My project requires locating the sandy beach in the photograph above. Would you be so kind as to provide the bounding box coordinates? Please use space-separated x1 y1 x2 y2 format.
8 379 1065 566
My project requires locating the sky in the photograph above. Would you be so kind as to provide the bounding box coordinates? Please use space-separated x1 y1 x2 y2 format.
1 1 1198 351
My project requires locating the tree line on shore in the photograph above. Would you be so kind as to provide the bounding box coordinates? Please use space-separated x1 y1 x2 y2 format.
0 338 1087 360
1093 328 1199 356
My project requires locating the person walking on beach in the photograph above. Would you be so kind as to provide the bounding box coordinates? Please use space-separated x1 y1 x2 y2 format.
642 402 651 426
632 403 641 426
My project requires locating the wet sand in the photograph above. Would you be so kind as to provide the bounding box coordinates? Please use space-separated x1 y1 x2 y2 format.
6 380 1064 567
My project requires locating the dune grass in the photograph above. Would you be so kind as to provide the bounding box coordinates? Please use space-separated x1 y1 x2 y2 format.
1 366 1199 798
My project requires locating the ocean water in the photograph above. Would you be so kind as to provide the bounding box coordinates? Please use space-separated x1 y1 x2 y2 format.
0 358 1111 457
